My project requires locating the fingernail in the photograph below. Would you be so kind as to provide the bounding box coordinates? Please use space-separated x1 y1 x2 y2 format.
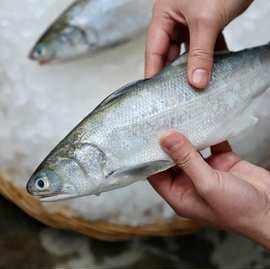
192 69 209 89
160 131 183 151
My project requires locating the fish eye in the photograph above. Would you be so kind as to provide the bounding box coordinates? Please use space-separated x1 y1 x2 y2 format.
35 177 50 191
35 44 46 56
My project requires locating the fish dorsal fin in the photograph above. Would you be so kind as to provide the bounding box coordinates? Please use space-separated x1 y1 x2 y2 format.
92 50 233 115
92 79 148 114
93 50 233 115
171 52 188 67
171 49 231 67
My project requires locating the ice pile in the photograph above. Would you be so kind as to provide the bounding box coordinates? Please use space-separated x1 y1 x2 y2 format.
0 0 175 225
0 0 270 225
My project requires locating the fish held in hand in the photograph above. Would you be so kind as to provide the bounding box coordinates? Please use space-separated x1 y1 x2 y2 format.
27 44 270 201
29 0 153 64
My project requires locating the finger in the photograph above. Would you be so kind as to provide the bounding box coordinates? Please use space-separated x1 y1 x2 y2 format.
166 44 181 65
148 171 215 221
187 19 221 89
148 170 174 197
165 25 189 65
145 16 173 78
160 130 219 196
145 10 188 78
207 152 241 172
211 141 232 155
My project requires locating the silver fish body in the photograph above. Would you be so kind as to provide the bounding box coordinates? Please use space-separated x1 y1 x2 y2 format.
29 0 153 64
27 44 270 201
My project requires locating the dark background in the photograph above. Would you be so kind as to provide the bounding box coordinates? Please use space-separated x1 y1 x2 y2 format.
0 196 269 269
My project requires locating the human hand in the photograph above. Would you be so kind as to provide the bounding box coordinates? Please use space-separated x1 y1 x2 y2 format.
149 130 270 250
145 0 253 89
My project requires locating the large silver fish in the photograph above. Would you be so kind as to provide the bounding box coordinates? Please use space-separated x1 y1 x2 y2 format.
27 44 270 201
29 0 153 64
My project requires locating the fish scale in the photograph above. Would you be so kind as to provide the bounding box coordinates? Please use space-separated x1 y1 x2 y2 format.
27 44 270 201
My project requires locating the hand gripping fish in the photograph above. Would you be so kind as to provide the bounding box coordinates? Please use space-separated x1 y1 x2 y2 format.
27 44 270 201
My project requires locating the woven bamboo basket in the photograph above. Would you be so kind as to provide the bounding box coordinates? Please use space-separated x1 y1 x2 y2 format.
0 171 201 241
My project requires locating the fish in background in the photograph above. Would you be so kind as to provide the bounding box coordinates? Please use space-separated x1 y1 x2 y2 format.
29 0 153 64
27 43 270 201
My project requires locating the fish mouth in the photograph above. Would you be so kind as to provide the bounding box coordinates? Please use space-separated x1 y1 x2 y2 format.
26 181 66 202
28 43 54 65
28 48 36 60
30 192 79 202
39 59 51 65
28 49 51 65
28 48 39 61
28 191 59 200
39 193 79 202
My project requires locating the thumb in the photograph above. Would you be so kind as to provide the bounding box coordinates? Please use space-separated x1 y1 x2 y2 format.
160 130 220 197
187 19 221 89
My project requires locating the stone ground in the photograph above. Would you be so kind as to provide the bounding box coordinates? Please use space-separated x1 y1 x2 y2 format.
0 196 269 269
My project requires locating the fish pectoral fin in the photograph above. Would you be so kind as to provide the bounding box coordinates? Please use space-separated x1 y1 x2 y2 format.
110 160 172 179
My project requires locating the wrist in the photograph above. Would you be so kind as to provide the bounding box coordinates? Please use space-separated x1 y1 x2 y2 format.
244 214 270 251
255 217 270 251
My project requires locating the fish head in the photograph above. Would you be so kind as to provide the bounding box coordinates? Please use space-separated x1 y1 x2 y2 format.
29 21 98 64
27 169 63 200
29 34 58 64
27 143 106 201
